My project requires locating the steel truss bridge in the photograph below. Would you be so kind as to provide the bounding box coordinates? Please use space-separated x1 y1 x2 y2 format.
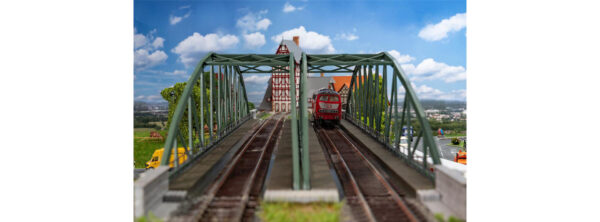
161 52 442 190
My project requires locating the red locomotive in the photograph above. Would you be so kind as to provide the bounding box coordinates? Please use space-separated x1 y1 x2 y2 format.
312 88 342 125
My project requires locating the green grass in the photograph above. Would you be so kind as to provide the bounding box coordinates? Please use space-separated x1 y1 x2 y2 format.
259 202 342 222
444 133 466 137
261 112 273 120
134 128 167 168
135 212 163 222
434 213 465 222
447 140 465 149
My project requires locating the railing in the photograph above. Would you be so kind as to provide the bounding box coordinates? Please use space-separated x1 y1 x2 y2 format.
161 53 252 175
344 52 442 180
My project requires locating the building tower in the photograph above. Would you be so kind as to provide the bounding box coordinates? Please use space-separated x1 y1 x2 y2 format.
271 36 302 112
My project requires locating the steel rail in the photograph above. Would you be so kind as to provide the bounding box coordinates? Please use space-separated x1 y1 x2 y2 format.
318 128 377 222
196 115 284 222
173 116 275 222
220 115 284 222
333 129 418 222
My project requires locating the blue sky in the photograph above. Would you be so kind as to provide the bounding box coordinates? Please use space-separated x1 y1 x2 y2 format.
134 0 466 103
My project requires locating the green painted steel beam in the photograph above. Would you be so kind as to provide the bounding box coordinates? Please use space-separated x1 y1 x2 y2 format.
357 65 363 126
199 65 205 147
391 69 400 148
308 61 392 66
383 65 391 144
289 55 300 190
383 52 441 165
406 94 412 157
209 65 214 141
217 65 222 138
375 65 381 137
346 66 359 120
362 65 368 128
368 65 374 131
188 97 193 155
227 66 232 131
189 97 202 153
161 52 214 166
234 66 250 114
300 53 310 190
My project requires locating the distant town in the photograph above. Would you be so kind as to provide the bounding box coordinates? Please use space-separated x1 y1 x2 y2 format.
420 100 466 122
134 99 466 130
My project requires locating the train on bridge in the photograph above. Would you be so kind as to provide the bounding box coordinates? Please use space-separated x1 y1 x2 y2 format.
312 88 342 126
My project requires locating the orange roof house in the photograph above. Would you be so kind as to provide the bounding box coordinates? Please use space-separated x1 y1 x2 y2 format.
330 76 355 106
331 76 353 92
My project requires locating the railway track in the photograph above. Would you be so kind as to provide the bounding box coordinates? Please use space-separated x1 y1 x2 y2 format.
170 114 285 222
316 126 423 222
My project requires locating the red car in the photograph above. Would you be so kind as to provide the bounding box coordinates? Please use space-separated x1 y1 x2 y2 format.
312 88 342 125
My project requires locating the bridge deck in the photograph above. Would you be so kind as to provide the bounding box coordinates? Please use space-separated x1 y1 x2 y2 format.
265 119 337 191
169 119 260 192
339 119 434 197
167 117 434 198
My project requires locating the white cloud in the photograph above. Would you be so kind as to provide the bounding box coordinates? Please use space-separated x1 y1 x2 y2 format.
388 50 415 64
335 33 359 41
134 29 167 70
243 74 270 84
236 10 270 49
135 49 168 70
256 19 272 31
144 69 188 76
168 70 187 76
418 13 466 41
236 10 271 32
248 91 264 96
243 32 266 48
170 12 191 25
403 58 466 83
397 84 465 101
152 37 165 48
134 34 147 49
135 95 164 102
385 50 465 83
172 32 239 67
271 26 335 53
283 2 304 13
414 84 466 101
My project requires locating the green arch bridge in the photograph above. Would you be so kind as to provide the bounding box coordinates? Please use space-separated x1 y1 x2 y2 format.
161 52 442 190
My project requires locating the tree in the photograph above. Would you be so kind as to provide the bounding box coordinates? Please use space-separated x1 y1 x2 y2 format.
160 71 250 142
160 72 212 140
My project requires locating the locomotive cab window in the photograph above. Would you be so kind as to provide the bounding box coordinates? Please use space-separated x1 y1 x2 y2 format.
319 96 329 101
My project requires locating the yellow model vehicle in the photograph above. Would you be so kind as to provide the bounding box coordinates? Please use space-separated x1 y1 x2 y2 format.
454 150 467 165
145 147 188 169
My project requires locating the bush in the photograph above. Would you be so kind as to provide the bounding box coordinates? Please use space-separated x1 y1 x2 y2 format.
451 137 461 145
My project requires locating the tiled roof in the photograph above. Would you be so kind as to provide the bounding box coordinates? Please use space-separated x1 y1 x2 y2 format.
331 76 353 92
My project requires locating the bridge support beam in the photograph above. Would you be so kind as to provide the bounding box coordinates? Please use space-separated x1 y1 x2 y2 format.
289 55 300 190
300 53 310 190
